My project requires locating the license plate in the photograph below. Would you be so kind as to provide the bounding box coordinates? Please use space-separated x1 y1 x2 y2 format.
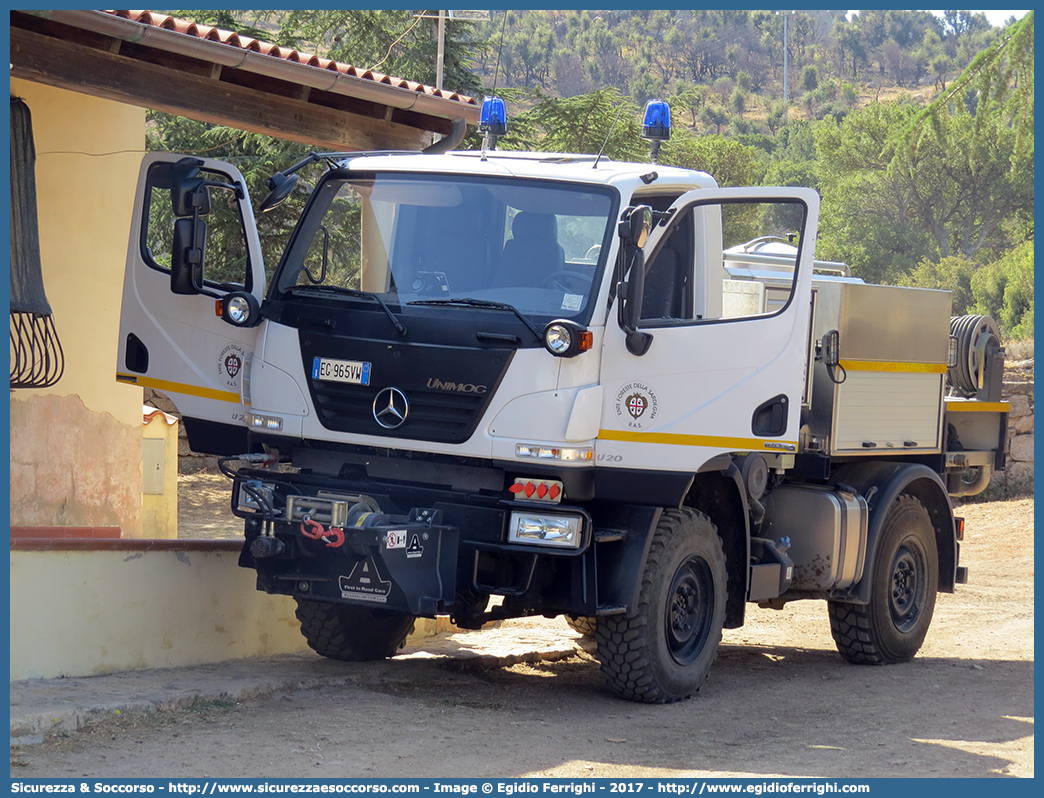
312 357 371 385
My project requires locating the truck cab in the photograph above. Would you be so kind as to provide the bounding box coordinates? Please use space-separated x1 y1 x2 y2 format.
117 101 1006 703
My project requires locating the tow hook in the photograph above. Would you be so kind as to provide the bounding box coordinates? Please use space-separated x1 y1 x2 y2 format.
300 517 345 548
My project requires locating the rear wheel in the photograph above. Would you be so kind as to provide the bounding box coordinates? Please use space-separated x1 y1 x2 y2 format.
596 508 726 703
829 495 938 664
295 599 415 661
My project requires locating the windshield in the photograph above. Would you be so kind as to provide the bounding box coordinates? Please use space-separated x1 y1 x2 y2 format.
274 172 616 324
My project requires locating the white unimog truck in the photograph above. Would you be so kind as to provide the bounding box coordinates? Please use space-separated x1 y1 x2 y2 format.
117 100 1008 703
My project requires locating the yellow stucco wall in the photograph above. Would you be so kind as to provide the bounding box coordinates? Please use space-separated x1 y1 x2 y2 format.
10 547 311 680
10 79 147 536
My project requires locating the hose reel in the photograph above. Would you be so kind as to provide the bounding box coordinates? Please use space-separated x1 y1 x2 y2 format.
947 315 1003 400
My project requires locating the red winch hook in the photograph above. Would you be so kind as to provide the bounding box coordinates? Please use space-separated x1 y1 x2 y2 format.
299 517 345 548
323 527 346 548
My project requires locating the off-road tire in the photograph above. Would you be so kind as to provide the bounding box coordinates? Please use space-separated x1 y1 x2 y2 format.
828 494 938 665
595 507 726 703
565 615 597 638
295 599 415 662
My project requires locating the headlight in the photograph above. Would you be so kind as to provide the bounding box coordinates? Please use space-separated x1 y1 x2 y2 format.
546 324 573 354
508 512 583 549
218 291 261 327
543 320 592 358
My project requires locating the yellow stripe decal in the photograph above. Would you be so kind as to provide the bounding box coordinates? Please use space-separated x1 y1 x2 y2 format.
839 360 947 374
115 373 242 405
946 401 1010 413
598 428 797 452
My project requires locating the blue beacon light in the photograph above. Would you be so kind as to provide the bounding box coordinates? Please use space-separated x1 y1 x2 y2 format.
641 100 671 163
480 96 507 154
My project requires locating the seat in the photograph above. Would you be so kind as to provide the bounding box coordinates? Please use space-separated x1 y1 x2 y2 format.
641 248 681 320
498 212 567 287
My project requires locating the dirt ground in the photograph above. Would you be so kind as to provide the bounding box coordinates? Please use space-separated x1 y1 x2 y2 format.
10 494 1033 779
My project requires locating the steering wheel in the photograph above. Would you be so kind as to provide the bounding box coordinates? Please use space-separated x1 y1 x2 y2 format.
542 270 589 294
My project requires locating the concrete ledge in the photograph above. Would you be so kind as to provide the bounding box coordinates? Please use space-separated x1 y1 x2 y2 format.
10 537 241 552
10 621 585 745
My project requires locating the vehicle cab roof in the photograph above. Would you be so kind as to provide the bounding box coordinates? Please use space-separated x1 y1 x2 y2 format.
333 149 719 193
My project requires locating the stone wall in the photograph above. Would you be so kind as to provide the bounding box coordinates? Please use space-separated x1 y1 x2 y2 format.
990 359 1034 497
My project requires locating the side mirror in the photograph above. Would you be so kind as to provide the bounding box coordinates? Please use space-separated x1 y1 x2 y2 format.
618 204 653 248
258 172 299 214
616 205 654 356
171 176 211 217
171 217 207 295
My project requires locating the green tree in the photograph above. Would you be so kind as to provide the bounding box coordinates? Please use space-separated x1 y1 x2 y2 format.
512 89 645 160
899 255 978 315
801 65 819 93
661 132 764 187
699 105 730 135
970 241 1034 339
813 102 936 283
815 12 1034 281
730 87 747 116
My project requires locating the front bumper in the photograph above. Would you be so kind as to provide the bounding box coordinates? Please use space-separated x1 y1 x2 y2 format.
232 467 594 620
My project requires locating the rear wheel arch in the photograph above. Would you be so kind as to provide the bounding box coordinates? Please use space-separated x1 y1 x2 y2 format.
831 462 956 601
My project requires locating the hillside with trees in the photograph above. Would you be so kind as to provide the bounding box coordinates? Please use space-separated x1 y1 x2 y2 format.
150 9 1033 340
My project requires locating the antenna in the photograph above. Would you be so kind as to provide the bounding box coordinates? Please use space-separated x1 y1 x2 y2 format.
593 104 624 169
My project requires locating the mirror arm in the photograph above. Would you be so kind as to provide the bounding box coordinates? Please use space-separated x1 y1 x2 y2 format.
183 207 221 300
616 248 654 356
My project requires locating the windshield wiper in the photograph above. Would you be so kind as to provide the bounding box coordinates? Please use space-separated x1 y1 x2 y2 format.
291 285 407 338
408 297 542 342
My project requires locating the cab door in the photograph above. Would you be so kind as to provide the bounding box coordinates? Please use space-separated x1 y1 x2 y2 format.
117 153 265 454
598 187 819 473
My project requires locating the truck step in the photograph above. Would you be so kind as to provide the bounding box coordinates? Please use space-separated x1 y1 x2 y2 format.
594 528 628 543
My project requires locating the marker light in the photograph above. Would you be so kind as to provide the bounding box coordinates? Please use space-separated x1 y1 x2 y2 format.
246 412 283 432
641 100 672 141
947 335 959 368
480 96 508 136
515 444 593 462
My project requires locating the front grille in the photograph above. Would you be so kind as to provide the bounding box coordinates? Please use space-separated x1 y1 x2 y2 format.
310 380 487 443
300 332 513 445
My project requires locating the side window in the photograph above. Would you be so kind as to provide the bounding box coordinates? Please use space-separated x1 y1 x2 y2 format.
641 198 805 325
141 162 252 292
718 200 802 319
298 183 364 291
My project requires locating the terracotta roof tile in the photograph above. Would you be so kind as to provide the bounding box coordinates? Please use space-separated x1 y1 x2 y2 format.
106 10 477 106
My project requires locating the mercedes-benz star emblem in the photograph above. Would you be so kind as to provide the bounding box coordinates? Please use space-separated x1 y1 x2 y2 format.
373 387 409 429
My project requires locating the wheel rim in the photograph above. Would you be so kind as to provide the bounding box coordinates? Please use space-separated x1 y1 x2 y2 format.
889 536 928 633
665 555 714 665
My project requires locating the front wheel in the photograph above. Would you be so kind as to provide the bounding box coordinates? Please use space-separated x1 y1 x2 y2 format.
295 599 415 662
828 494 938 664
596 508 726 703
564 615 597 638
